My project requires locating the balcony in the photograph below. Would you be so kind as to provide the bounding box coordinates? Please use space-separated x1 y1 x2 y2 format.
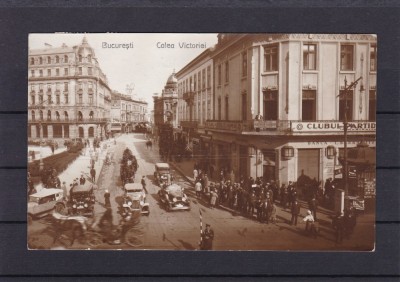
28 118 109 124
204 120 376 135
180 120 199 129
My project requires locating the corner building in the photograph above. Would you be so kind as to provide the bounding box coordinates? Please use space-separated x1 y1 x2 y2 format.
206 33 376 190
28 37 112 140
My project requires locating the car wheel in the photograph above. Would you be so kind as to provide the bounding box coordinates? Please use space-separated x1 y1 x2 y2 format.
55 203 66 215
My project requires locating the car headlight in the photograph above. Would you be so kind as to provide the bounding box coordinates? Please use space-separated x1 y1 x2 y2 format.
128 201 132 206
84 203 88 208
173 198 177 202
73 204 77 208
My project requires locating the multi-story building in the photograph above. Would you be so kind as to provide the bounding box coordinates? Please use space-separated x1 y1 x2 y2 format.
205 33 376 191
175 49 213 156
153 72 179 131
28 37 112 140
111 91 148 133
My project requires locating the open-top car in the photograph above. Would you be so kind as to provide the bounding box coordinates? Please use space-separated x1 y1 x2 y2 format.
58 184 96 217
154 162 172 186
28 188 64 224
122 183 149 215
158 184 190 211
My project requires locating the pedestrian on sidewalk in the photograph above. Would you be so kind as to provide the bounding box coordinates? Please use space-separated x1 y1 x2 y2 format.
303 210 315 233
290 200 301 226
210 188 218 209
141 176 147 194
308 196 318 221
332 212 345 244
90 167 96 183
200 224 214 250
61 181 68 201
79 174 86 185
195 180 202 198
193 168 198 180
104 189 111 207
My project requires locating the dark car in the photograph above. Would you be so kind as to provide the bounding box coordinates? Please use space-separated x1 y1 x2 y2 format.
56 184 96 217
158 184 190 211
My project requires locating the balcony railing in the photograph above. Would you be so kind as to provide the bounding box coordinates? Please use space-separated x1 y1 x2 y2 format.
204 119 376 134
28 118 109 124
180 120 199 129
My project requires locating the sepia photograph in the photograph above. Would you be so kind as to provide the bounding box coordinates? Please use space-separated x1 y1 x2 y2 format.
27 33 376 251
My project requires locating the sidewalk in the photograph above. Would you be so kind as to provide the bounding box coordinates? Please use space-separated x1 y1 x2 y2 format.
170 158 375 249
34 140 111 193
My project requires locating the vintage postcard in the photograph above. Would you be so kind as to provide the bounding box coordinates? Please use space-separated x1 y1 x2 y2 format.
27 33 376 250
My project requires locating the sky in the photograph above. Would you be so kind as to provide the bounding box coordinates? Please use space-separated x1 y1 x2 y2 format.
29 33 218 109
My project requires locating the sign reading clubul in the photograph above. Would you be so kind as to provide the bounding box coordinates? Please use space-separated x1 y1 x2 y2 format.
156 42 207 49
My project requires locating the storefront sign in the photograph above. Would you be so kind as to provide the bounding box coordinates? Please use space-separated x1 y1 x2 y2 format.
292 121 376 133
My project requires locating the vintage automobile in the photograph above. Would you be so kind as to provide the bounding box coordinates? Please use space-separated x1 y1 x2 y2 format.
158 184 190 211
154 162 172 186
122 183 149 215
55 184 96 217
27 188 64 224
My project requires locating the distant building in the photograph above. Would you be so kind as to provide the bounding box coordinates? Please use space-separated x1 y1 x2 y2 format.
111 91 148 133
28 37 111 140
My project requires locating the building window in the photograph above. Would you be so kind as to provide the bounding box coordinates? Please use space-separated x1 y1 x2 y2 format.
242 52 247 77
88 55 92 63
47 84 51 92
340 45 354 71
31 70 35 77
369 90 376 121
56 94 60 105
39 110 43 120
39 84 43 91
263 90 278 120
224 62 229 83
64 55 68 63
30 58 34 65
39 57 43 64
39 95 43 104
39 70 43 77
47 69 51 76
302 90 316 121
218 97 222 120
56 68 59 76
339 90 353 121
47 110 51 121
31 95 35 105
56 111 60 120
78 93 83 104
370 44 377 71
78 67 82 75
225 96 229 120
88 82 93 90
303 44 317 70
64 94 68 104
89 93 93 104
88 67 92 75
218 65 222 86
64 68 68 76
242 93 247 121
207 66 211 88
64 82 68 91
31 111 35 121
47 56 51 64
55 56 59 63
47 94 52 104
79 55 82 62
264 45 278 72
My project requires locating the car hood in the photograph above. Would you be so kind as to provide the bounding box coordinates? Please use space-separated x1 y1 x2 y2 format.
127 192 143 200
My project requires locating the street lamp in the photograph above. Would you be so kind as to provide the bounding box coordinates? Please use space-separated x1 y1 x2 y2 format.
339 76 362 196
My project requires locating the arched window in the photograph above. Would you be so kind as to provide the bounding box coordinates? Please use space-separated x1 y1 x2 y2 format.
78 111 83 121
30 58 35 65
39 110 44 121
87 54 92 63
55 111 60 120
89 111 94 119
64 111 69 121
31 111 35 121
64 55 68 63
39 57 43 64
55 56 59 63
47 56 51 64
47 110 51 121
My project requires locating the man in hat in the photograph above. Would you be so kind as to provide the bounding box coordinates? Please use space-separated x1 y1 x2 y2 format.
79 174 86 185
290 200 301 226
104 189 111 207
201 223 214 250
90 167 96 183
141 176 147 194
